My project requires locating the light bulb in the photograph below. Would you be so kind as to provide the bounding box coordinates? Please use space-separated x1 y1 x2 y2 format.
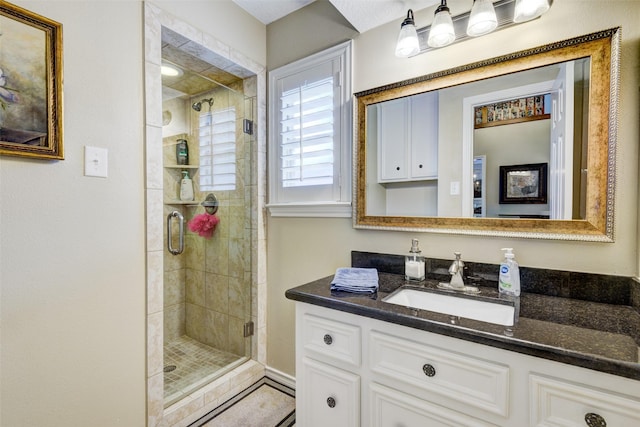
513 0 551 23
395 10 420 57
427 1 455 48
467 0 498 37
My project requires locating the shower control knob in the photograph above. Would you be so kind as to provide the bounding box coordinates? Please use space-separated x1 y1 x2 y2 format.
326 397 336 408
323 334 333 345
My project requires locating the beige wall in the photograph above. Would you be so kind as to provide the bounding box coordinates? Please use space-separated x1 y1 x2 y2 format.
267 0 640 377
266 0 358 69
475 120 551 217
0 1 265 425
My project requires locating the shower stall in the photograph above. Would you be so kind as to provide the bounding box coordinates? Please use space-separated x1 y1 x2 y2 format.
160 42 256 406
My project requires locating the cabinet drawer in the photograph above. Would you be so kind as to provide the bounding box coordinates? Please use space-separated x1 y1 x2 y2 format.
369 382 497 427
299 357 360 427
530 374 640 426
370 330 509 417
301 313 361 368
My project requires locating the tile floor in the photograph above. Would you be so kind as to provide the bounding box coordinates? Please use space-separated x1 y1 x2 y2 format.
164 335 247 406
190 378 295 427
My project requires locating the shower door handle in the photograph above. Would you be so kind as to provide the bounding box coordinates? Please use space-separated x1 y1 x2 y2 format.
167 211 185 255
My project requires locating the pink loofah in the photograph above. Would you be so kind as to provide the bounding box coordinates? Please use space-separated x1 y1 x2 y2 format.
187 213 220 238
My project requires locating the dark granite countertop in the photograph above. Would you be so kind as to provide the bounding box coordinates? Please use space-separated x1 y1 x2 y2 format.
286 272 640 381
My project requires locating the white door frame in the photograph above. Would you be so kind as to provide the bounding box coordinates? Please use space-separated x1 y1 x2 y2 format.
461 81 555 217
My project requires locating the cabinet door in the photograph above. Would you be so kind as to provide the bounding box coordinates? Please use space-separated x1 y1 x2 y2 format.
378 98 408 182
370 330 510 417
299 357 360 427
410 91 439 178
530 374 640 426
301 313 361 368
369 382 497 427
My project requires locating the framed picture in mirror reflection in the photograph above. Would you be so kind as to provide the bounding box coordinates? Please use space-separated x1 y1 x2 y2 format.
499 163 548 204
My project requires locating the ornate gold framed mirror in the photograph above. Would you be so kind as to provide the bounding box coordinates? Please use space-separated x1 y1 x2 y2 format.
354 28 620 242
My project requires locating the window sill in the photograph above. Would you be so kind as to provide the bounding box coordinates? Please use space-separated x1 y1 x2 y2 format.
267 202 352 218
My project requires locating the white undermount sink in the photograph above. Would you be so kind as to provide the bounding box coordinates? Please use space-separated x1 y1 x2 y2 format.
383 287 515 326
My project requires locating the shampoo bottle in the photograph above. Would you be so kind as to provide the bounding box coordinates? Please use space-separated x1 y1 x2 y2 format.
405 239 426 281
176 139 189 165
179 170 194 201
498 248 521 296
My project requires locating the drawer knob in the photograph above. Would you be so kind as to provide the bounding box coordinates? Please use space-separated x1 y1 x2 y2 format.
323 334 333 345
422 363 436 377
585 413 606 427
327 397 336 408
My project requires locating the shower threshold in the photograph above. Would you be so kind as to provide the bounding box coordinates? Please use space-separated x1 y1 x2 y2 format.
164 335 248 407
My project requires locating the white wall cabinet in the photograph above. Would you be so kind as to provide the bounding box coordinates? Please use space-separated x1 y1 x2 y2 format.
295 302 640 427
377 91 438 183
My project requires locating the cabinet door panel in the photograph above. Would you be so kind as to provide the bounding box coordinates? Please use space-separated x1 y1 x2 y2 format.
378 98 408 181
530 374 640 426
370 382 497 427
299 357 360 427
370 330 509 417
410 92 439 178
301 313 361 368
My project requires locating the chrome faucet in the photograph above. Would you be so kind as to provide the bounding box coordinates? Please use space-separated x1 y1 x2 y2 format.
448 252 465 289
437 252 481 293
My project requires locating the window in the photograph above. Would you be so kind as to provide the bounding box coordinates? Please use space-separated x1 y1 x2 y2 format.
268 41 352 217
199 108 236 192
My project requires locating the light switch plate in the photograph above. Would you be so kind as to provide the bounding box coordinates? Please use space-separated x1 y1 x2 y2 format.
84 146 108 178
450 181 460 195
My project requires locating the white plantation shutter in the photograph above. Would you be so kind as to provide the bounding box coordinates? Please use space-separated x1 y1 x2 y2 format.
280 74 334 188
199 108 236 191
269 41 352 216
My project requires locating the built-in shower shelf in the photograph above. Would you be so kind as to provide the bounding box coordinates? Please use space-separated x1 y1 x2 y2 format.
165 164 199 169
164 199 200 206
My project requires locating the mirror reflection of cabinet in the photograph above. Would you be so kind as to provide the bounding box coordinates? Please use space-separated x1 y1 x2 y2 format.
377 92 438 183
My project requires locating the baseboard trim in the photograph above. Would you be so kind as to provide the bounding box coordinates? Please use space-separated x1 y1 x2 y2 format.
266 366 296 390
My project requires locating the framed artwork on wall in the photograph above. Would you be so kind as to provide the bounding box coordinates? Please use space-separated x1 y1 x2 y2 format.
499 163 548 204
474 94 550 129
0 1 63 160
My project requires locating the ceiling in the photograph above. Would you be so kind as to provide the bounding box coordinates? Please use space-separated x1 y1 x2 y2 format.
162 0 443 99
232 0 440 33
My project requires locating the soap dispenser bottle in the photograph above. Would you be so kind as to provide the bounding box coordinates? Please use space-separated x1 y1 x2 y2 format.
498 248 521 296
179 170 194 201
405 239 426 281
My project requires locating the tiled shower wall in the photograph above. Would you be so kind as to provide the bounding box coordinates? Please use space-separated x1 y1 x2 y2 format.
163 79 254 358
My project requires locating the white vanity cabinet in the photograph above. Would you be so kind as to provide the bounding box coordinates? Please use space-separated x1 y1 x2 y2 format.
295 302 640 427
296 311 362 426
377 91 438 183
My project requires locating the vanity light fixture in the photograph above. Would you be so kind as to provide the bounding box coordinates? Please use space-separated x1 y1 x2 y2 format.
395 9 420 57
397 0 553 57
513 0 551 23
427 0 456 48
467 0 498 37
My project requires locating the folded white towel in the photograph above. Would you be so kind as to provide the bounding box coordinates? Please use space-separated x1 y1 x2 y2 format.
330 267 379 294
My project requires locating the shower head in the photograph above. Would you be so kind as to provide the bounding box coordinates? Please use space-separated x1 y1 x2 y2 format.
191 98 214 112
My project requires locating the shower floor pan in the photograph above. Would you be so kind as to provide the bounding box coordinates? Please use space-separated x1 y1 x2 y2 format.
164 335 247 407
